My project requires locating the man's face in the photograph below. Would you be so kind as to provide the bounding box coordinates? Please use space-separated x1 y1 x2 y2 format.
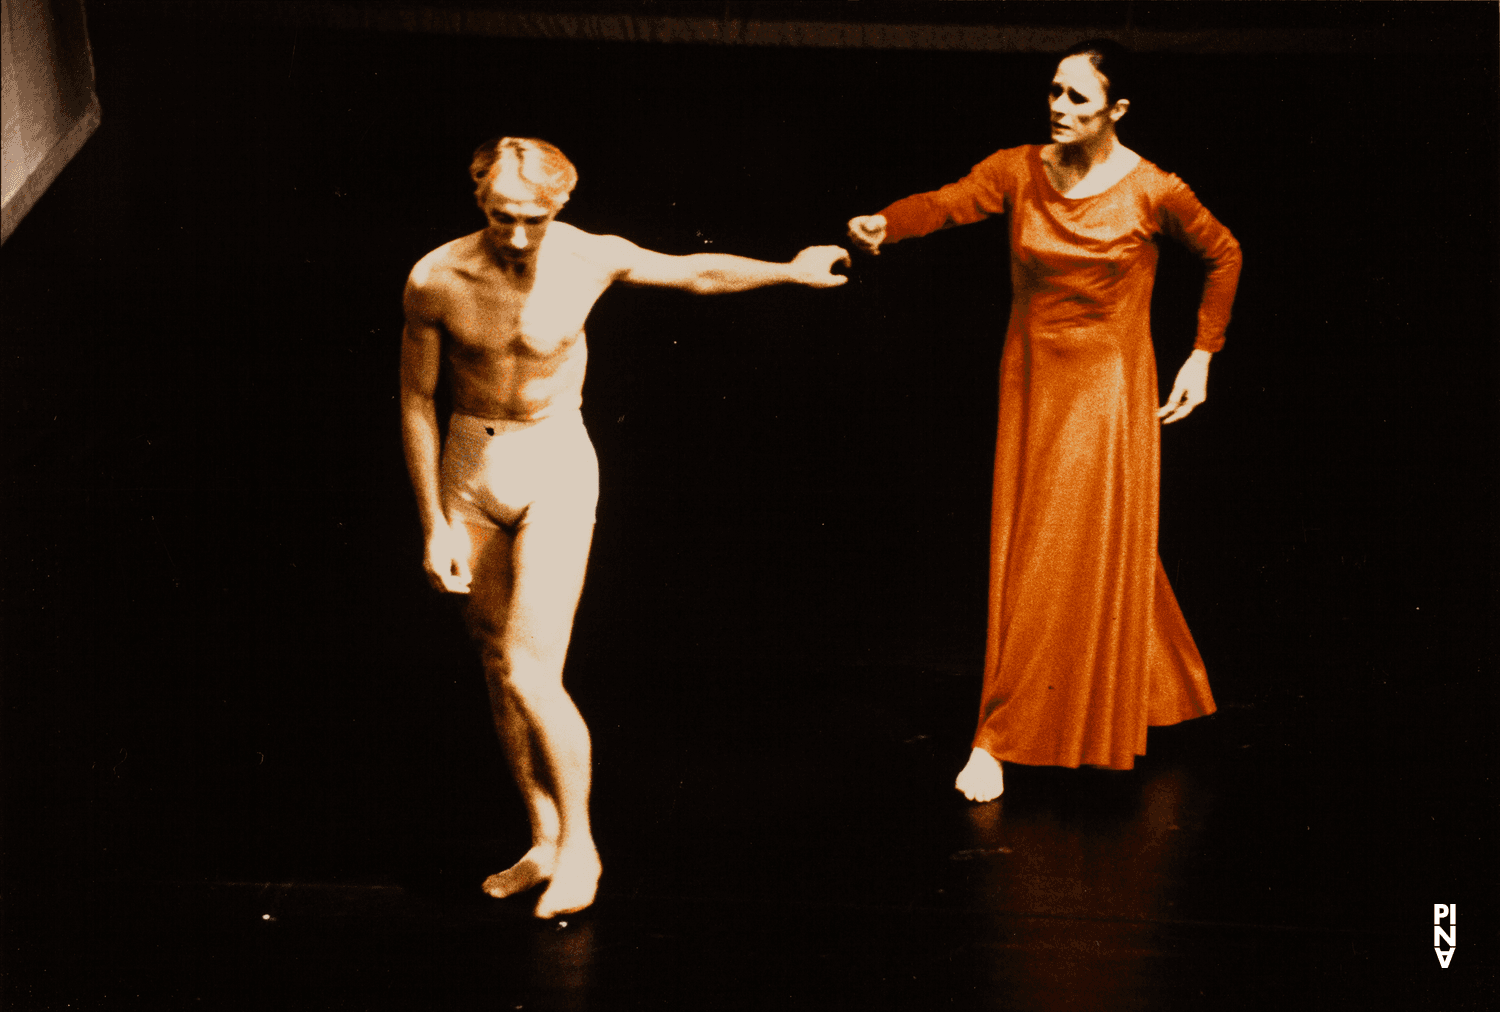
1048 54 1124 146
478 176 563 262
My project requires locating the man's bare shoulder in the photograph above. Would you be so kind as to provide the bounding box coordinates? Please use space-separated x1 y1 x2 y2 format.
408 233 482 292
405 235 485 325
548 221 641 273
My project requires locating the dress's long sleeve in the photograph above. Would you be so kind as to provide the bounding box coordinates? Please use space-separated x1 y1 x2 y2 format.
876 147 1020 244
1156 178 1242 352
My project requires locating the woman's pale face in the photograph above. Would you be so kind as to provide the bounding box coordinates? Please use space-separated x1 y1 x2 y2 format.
1048 54 1123 146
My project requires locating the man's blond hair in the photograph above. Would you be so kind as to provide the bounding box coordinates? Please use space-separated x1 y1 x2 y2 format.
470 137 578 206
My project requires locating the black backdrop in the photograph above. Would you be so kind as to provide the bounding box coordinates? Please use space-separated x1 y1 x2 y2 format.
2 1 1495 929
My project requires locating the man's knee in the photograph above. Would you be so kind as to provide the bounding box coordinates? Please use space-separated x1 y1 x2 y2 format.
477 639 560 698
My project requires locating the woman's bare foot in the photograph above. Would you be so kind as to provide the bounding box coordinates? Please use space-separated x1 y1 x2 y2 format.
532 845 601 919
482 843 557 899
955 748 1004 802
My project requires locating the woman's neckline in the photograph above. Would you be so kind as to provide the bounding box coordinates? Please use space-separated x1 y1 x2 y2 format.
1033 143 1145 201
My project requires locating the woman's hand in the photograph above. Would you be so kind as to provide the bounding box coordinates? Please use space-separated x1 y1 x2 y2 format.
1158 349 1212 424
846 215 888 255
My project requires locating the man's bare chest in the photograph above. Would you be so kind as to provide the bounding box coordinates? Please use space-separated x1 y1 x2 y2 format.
441 263 606 361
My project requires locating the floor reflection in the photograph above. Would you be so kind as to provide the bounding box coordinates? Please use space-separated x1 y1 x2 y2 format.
527 916 596 1010
953 762 1217 1009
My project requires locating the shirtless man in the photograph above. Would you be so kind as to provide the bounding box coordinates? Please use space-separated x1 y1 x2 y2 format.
400 137 848 918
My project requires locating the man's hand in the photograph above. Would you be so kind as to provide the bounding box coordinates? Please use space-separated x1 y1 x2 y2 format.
1158 349 1212 425
423 520 473 594
846 215 888 256
789 245 852 287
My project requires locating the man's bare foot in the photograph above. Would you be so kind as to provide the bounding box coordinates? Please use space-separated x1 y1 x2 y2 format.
482 844 557 899
955 748 1004 802
532 846 601 919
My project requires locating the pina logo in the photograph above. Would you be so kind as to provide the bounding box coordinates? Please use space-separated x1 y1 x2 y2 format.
1433 904 1456 968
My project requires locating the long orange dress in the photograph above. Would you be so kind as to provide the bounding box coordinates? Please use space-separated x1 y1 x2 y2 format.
878 144 1242 770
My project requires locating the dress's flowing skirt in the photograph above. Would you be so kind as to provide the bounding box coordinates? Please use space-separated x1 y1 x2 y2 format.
973 311 1216 770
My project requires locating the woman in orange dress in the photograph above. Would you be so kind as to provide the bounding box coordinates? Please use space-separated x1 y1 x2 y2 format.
847 41 1242 801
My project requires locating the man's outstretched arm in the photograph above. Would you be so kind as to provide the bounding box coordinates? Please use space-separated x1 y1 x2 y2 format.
608 238 850 293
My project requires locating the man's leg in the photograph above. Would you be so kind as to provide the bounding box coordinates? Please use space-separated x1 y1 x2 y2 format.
464 508 598 918
460 522 563 899
483 687 563 897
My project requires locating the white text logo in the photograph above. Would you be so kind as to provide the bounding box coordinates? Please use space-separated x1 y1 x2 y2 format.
1433 904 1456 968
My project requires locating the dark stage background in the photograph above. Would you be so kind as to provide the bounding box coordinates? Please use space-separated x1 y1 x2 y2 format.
3 2 1496 1009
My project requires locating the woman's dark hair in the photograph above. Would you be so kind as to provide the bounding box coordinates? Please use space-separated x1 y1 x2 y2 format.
1060 38 1136 106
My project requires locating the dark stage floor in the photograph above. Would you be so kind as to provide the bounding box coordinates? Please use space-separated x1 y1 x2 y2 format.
5 652 1491 1011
